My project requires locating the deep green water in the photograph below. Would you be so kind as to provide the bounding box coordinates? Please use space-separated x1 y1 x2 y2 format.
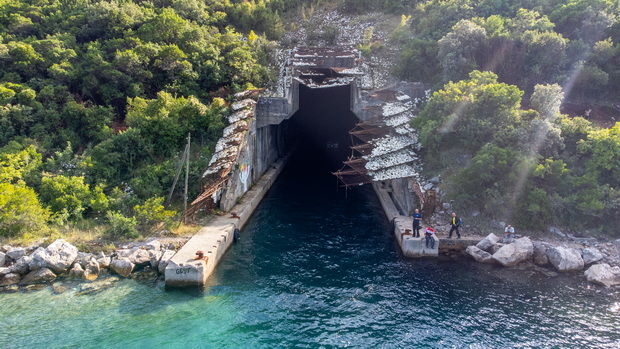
2 147 620 348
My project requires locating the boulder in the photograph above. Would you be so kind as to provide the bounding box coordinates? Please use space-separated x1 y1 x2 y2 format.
69 263 85 278
582 248 604 265
1 273 21 286
532 242 551 266
96 253 111 269
144 239 161 251
0 267 10 278
29 239 78 274
466 246 494 263
118 248 159 268
74 252 95 268
149 250 163 269
492 237 534 267
20 268 56 285
549 226 566 238
158 250 176 274
547 247 584 272
83 259 100 281
584 263 620 287
476 233 500 252
6 247 26 261
614 239 620 254
490 243 503 254
11 255 32 275
0 251 5 267
110 258 134 277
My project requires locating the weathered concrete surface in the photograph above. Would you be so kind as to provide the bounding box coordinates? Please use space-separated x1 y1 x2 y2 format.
373 183 438 257
165 155 289 288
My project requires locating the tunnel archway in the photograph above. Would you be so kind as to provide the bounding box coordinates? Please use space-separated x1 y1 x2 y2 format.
283 84 359 179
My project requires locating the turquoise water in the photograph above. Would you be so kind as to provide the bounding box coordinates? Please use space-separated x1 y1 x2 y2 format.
2 148 620 348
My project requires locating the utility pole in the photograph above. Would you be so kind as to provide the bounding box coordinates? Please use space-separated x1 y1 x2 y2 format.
183 133 190 224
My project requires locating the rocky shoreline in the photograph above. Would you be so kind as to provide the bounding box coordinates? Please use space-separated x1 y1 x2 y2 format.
463 233 620 287
0 238 180 293
1 232 619 294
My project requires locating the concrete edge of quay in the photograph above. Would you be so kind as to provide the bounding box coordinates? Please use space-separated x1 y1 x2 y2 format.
164 155 290 288
372 183 439 258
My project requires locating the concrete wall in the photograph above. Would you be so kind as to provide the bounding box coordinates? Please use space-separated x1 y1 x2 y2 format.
387 178 419 217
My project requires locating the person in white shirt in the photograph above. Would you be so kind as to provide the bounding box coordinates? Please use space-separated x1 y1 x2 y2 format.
424 227 436 249
503 225 515 243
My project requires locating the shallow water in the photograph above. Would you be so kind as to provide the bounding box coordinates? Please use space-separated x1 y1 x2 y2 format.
2 147 619 348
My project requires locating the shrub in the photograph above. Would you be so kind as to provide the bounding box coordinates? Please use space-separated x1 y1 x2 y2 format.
103 211 138 239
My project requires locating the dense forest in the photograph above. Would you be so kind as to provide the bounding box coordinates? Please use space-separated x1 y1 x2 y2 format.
1 0 619 242
0 0 293 241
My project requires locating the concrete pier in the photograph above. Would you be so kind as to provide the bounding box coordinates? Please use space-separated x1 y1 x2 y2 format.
165 155 289 288
373 183 438 257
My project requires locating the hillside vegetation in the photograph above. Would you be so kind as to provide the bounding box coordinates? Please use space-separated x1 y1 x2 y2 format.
1 0 619 242
0 0 292 241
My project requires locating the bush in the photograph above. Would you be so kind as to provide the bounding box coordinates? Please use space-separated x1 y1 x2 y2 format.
0 183 50 237
103 211 138 239
133 196 176 229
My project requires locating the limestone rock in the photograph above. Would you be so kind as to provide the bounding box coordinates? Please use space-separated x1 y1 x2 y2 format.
110 258 134 277
582 248 604 265
69 263 85 278
96 252 111 269
614 239 620 254
20 268 56 284
11 255 32 275
492 237 534 267
547 246 584 272
0 267 10 278
476 233 500 252
84 259 100 280
76 276 120 296
584 263 620 287
549 226 566 238
118 247 160 268
29 239 78 274
158 250 176 274
532 242 551 266
0 251 5 267
466 246 494 263
144 240 161 251
7 247 26 261
490 243 503 254
1 273 21 286
149 250 163 269
75 252 95 268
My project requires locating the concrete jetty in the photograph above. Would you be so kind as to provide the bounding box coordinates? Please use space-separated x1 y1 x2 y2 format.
373 183 439 257
165 155 288 288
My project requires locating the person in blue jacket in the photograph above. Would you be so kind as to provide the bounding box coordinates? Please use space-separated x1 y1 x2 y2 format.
412 209 422 237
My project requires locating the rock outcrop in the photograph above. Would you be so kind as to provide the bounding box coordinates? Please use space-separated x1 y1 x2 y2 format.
476 233 500 252
20 268 56 285
547 247 584 272
492 237 534 267
7 247 26 261
110 258 134 277
29 239 78 274
158 250 176 274
1 273 21 286
582 248 603 265
532 242 551 266
11 255 31 275
584 263 620 287
466 246 494 263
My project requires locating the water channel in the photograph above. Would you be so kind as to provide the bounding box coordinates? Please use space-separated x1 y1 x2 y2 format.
2 140 620 348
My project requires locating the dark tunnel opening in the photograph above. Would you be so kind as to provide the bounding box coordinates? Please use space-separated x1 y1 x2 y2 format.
284 84 359 177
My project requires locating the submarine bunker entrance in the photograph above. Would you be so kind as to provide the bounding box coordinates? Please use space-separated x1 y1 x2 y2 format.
282 83 359 181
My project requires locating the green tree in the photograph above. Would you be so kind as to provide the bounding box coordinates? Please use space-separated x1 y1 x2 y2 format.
0 182 50 237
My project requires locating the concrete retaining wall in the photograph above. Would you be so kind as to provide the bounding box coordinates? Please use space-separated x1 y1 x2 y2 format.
165 155 290 288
